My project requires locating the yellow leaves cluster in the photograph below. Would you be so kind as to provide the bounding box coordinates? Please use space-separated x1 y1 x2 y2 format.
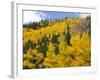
47 42 55 53
23 21 66 46
66 32 91 66
23 60 35 68
23 18 91 69
43 54 65 68
43 31 90 67
23 48 43 69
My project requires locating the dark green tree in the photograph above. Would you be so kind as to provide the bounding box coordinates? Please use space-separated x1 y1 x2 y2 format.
65 24 71 46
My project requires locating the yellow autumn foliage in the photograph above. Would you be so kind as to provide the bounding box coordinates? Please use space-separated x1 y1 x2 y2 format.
23 18 91 69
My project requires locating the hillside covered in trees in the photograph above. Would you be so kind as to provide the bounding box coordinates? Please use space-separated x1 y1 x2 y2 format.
23 16 91 69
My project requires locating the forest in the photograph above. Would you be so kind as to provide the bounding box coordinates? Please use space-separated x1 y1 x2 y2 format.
23 15 91 69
